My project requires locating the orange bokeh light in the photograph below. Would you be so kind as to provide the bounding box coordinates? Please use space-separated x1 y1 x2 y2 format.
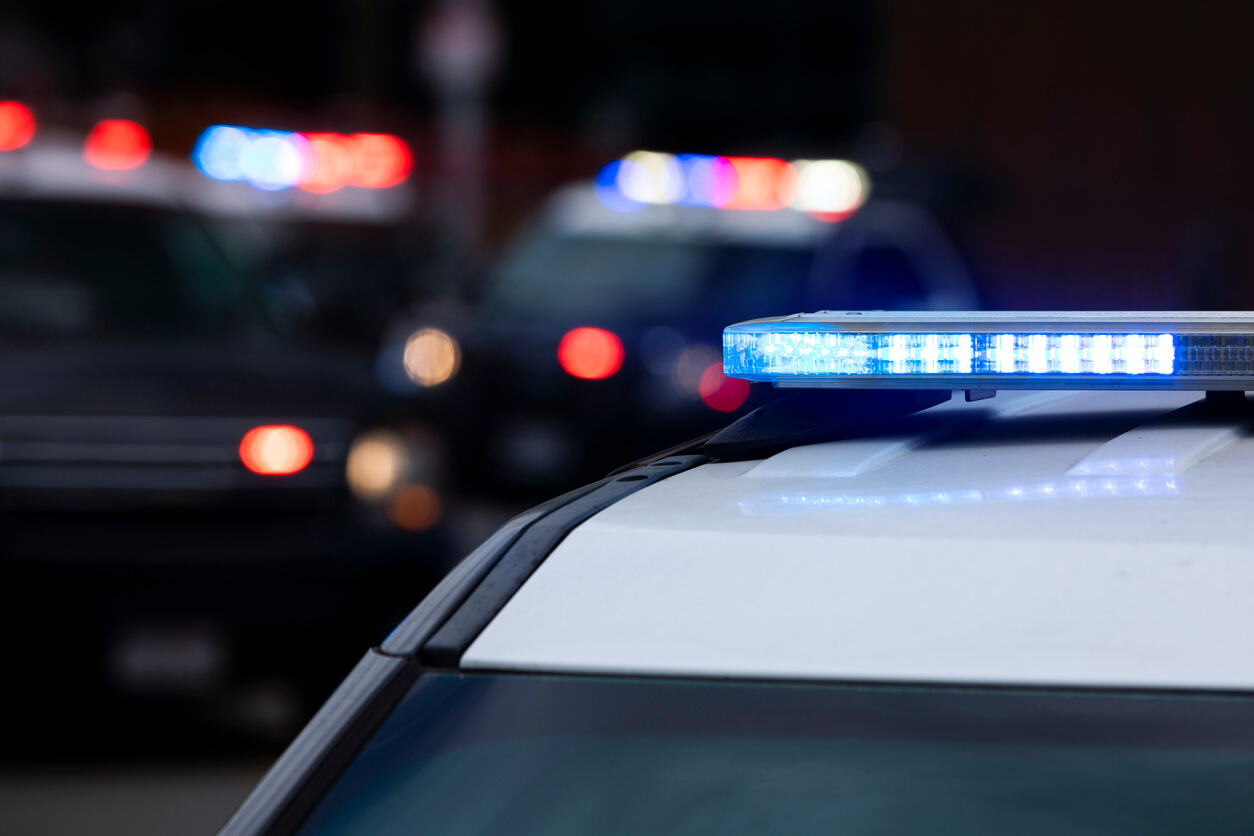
239 425 315 475
0 101 36 151
300 133 355 193
558 327 624 380
349 133 411 188
83 119 152 171
723 157 794 211
297 132 411 192
699 362 751 412
386 483 443 531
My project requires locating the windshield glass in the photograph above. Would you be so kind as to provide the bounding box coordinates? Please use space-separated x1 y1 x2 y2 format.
486 234 813 323
298 673 1254 835
0 200 262 340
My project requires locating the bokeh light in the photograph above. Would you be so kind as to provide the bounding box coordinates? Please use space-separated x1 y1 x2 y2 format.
724 157 795 211
698 362 751 412
83 120 152 171
194 125 411 192
240 132 311 191
673 343 721 396
594 151 868 219
790 159 868 220
594 160 645 212
403 328 461 387
616 151 685 204
346 431 409 499
678 154 737 208
349 133 412 188
239 426 315 475
558 327 624 380
299 133 355 193
0 101 36 151
386 483 443 531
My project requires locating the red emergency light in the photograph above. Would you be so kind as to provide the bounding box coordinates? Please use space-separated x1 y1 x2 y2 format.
0 101 36 151
298 133 411 193
84 120 152 171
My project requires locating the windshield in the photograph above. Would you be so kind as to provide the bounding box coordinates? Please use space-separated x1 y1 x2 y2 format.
298 673 1254 835
486 234 813 324
0 200 263 340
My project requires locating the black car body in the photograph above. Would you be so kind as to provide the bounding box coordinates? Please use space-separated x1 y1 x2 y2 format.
0 164 439 749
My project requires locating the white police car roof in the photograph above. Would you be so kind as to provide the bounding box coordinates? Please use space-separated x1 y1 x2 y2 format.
544 182 839 246
0 132 413 222
464 388 1254 690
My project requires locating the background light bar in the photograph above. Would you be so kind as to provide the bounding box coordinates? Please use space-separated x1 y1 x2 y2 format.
594 151 868 219
723 311 1254 390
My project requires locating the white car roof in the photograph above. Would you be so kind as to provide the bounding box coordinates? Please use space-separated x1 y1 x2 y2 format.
0 133 414 222
464 388 1254 690
544 182 837 247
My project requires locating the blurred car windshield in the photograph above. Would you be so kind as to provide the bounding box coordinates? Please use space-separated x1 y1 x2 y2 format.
0 200 262 340
297 673 1254 836
485 233 812 324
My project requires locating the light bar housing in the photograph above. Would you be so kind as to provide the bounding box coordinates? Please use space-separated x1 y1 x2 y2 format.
723 311 1254 390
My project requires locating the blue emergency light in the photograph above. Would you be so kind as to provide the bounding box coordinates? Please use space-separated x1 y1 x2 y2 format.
723 312 1254 390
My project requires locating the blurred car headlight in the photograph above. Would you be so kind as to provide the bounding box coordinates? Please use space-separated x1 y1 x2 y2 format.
346 430 409 500
403 328 460 387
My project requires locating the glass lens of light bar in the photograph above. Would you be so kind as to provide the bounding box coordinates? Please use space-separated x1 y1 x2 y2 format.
723 312 1254 390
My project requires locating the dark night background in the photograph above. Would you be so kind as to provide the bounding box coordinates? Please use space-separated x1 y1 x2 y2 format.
8 1 1252 311
1 1 1251 833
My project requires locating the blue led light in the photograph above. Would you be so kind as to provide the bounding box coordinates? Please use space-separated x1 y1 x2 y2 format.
192 125 310 191
677 154 732 207
593 160 645 213
192 126 250 181
722 312 1254 390
738 474 1180 515
726 331 1174 377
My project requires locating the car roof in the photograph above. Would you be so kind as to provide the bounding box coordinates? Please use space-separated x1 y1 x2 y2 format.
462 388 1254 690
542 182 839 247
0 133 414 222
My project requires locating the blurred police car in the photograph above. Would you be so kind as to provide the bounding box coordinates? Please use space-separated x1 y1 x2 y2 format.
189 124 430 356
382 151 981 507
0 110 438 745
224 310 1254 835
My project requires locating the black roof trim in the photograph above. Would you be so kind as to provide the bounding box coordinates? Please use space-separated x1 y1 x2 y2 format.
419 455 707 668
218 476 635 835
217 649 418 836
703 388 951 461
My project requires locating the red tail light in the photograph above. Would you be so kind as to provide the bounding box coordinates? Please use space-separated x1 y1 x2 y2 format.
558 328 624 380
239 425 314 475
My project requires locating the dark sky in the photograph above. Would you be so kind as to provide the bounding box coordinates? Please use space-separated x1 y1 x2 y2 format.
6 0 875 151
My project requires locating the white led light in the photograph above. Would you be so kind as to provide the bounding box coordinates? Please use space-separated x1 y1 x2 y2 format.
616 151 685 205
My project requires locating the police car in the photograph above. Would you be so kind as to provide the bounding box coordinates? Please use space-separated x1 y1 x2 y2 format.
222 311 1254 834
0 114 437 745
384 151 982 513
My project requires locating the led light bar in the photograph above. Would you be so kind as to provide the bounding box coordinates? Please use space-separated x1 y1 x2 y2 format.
723 311 1254 390
594 151 868 219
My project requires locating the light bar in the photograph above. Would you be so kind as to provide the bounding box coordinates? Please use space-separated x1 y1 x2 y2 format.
595 151 868 220
723 312 1254 390
192 125 411 192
